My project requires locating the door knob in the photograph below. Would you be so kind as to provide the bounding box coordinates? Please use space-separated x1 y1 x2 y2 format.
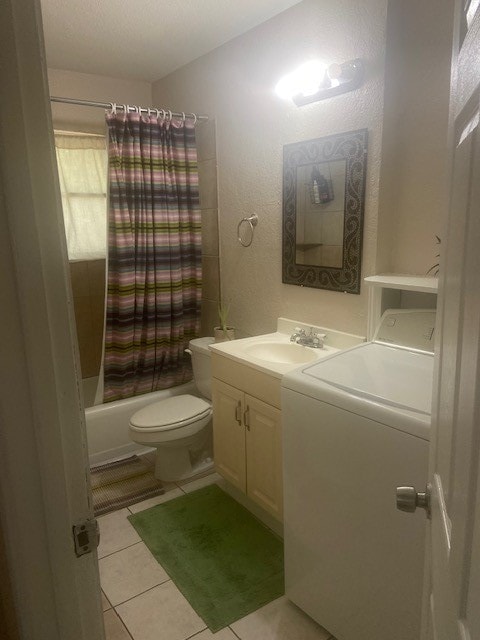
396 484 431 519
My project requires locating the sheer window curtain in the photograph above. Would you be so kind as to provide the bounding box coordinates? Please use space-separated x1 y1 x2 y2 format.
54 133 107 261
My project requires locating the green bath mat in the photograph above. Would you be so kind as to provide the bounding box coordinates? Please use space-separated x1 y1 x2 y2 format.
127 484 284 631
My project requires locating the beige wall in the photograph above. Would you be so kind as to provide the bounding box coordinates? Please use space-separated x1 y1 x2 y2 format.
48 68 152 133
196 120 221 337
153 0 388 337
377 0 453 275
70 260 105 378
48 0 453 339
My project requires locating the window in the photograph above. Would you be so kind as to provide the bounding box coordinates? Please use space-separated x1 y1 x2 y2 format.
55 132 107 261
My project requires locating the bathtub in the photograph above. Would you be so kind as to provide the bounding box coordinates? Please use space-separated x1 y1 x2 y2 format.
83 376 196 466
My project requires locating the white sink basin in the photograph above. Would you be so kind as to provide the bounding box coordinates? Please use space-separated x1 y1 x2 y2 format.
243 341 320 365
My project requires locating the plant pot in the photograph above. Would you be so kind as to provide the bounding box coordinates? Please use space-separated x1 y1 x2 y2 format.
214 327 235 343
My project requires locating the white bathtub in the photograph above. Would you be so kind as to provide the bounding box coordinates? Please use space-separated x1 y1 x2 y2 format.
83 377 196 466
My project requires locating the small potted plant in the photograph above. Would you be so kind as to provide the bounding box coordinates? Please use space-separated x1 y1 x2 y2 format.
214 301 235 342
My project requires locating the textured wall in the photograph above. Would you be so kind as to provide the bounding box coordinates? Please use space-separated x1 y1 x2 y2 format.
197 120 221 337
47 68 152 133
153 0 388 337
377 0 453 275
70 260 105 378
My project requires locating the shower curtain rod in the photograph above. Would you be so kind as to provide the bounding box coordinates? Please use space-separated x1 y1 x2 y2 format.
50 96 209 122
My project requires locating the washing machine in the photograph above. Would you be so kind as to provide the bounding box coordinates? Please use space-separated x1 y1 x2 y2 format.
281 309 435 640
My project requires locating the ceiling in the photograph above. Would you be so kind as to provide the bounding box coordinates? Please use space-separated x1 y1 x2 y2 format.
40 0 303 83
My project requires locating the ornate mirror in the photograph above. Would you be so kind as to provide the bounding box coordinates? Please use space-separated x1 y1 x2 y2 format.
282 128 368 294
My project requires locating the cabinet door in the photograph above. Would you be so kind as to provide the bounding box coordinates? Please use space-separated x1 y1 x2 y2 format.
212 379 246 492
245 394 283 520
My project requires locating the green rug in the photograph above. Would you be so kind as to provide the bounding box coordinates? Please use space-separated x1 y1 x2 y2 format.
127 484 284 631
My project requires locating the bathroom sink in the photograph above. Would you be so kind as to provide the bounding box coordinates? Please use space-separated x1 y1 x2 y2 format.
243 341 319 365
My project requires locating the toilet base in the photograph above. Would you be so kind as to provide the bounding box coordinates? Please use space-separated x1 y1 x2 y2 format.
154 447 214 482
152 422 214 483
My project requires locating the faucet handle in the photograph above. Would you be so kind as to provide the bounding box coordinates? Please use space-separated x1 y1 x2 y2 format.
312 332 327 348
290 327 306 343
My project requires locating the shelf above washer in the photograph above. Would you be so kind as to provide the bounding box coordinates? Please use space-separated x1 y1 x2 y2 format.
364 274 438 293
364 274 438 340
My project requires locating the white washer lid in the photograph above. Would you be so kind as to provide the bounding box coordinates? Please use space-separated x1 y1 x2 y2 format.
130 394 211 430
302 342 433 415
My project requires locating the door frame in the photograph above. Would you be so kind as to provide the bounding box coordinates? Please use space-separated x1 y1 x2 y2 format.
0 1 104 638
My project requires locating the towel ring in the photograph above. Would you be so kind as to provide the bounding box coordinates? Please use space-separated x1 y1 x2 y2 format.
237 213 258 247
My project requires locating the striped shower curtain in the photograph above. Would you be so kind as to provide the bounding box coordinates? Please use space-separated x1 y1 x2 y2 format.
103 111 202 402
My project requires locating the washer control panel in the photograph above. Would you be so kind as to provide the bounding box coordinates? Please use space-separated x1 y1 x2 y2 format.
373 309 436 353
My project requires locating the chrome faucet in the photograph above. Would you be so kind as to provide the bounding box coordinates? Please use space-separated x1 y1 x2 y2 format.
290 327 326 349
290 327 306 343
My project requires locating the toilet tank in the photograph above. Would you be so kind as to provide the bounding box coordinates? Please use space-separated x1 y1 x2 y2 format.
188 337 214 400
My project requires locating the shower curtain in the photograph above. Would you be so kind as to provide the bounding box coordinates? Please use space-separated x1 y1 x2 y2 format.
103 110 202 402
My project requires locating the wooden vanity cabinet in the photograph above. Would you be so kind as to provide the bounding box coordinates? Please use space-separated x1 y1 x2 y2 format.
211 354 283 521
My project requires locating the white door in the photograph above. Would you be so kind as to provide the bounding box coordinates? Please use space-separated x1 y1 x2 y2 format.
423 1 480 638
0 1 104 638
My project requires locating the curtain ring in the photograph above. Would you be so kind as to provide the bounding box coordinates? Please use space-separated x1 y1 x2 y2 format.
168 110 173 121
182 112 186 122
155 109 160 119
108 102 116 114
122 104 127 115
192 113 197 125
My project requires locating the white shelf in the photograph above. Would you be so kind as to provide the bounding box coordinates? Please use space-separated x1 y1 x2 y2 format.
364 274 438 340
364 274 438 293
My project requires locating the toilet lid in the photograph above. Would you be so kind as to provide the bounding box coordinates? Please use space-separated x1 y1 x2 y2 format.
130 394 212 431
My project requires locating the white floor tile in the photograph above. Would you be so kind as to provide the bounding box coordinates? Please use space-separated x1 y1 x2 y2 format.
99 541 170 606
116 581 206 640
103 609 132 640
128 487 184 514
102 591 112 612
230 596 332 640
190 628 238 639
97 508 141 559
179 472 222 493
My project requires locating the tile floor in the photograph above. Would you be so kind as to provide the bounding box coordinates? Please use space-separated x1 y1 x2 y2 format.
98 456 335 640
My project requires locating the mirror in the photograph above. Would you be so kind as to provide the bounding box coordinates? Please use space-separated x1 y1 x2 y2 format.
282 129 368 294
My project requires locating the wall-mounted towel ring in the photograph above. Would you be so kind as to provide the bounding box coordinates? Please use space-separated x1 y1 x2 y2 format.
237 213 258 247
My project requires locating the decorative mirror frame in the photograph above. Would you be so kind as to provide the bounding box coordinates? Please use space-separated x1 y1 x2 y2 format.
282 128 368 294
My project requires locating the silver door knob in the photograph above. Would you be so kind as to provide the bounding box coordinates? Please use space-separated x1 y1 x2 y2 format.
396 484 431 518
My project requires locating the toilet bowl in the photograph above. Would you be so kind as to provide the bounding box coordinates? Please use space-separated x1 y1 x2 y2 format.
128 337 215 482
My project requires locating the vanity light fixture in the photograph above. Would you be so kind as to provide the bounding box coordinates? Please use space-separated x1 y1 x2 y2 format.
275 58 364 106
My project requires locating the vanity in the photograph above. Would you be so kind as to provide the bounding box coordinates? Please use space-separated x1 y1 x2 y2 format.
209 318 364 522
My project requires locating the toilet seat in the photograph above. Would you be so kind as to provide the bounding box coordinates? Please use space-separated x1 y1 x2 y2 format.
130 394 212 433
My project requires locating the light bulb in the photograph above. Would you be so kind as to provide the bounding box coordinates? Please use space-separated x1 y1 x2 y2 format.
275 60 327 101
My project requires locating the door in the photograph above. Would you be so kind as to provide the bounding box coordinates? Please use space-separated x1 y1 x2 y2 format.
424 2 480 638
212 380 246 491
245 395 283 520
0 1 104 638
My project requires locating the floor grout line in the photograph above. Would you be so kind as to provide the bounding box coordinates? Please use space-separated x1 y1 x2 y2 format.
98 540 142 561
112 579 172 609
115 609 135 640
183 626 208 640
229 626 242 639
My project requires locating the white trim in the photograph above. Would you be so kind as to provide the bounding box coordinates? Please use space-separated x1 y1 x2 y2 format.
0 0 104 638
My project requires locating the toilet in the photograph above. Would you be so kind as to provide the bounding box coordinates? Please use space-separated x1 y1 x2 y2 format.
128 337 214 482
